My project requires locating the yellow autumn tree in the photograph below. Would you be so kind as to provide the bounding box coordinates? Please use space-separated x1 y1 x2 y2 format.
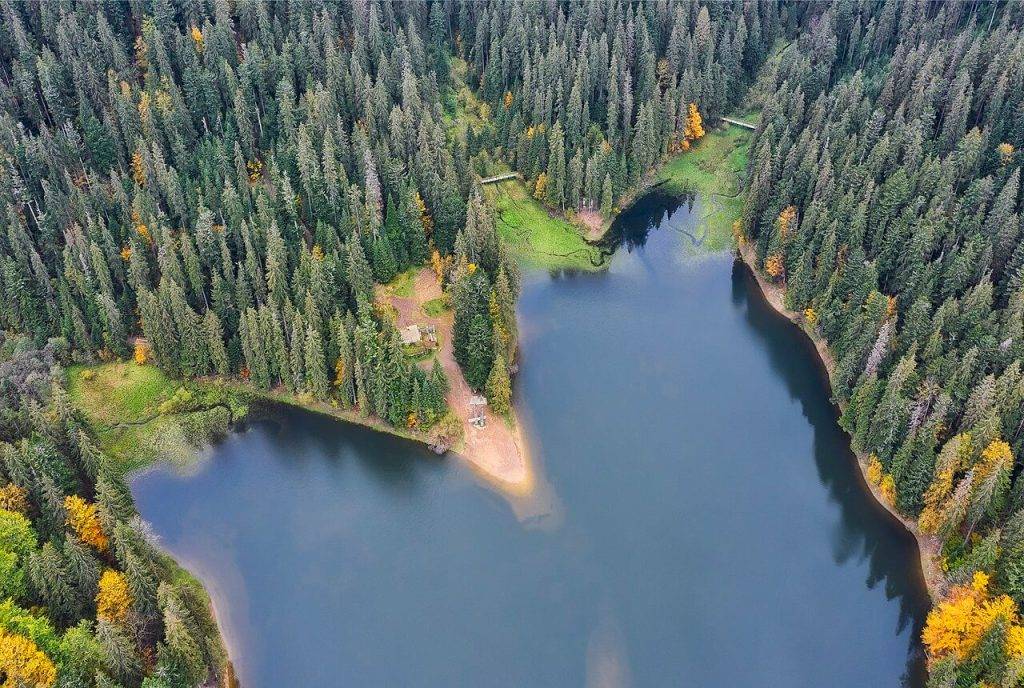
776 205 797 240
190 25 204 52
64 495 108 553
134 340 150 366
923 572 1024 662
430 249 448 282
0 628 56 688
247 159 263 184
764 255 785 281
0 484 28 514
685 102 705 141
920 433 973 534
533 172 548 200
866 454 884 485
998 142 1015 165
503 91 513 109
679 103 706 150
803 307 818 328
879 474 897 506
980 439 1013 475
732 219 747 248
131 150 146 186
96 569 133 624
1009 624 1024 658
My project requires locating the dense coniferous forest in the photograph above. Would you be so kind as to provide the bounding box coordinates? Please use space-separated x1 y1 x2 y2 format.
744 2 1024 685
0 335 226 687
454 0 779 214
2 0 1024 686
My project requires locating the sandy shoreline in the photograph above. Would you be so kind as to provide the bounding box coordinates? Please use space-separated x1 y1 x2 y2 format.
383 269 533 498
737 242 944 600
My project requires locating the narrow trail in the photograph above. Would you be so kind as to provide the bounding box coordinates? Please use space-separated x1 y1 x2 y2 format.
381 269 531 493
106 401 235 430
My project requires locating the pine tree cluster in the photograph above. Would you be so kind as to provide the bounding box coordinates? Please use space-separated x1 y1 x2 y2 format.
0 335 225 688
744 3 1024 683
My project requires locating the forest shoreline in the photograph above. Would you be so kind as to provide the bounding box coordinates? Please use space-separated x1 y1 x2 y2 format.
736 241 945 601
587 122 752 248
68 349 532 497
232 378 534 495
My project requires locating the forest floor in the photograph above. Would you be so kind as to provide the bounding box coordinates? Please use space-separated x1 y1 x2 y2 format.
378 268 534 494
736 242 945 601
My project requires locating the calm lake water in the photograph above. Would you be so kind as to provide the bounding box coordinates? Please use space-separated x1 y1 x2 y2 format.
132 192 930 687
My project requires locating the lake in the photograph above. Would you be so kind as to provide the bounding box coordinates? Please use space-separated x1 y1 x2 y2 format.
131 192 930 687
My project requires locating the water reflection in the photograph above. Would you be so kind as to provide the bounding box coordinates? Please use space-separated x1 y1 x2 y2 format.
132 188 930 688
600 189 693 254
733 261 929 685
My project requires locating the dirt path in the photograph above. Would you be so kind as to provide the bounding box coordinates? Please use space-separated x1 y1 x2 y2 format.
381 269 532 494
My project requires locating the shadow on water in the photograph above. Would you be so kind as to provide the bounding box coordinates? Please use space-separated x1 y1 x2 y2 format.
732 260 930 687
597 188 694 255
131 183 933 688
246 401 445 493
537 187 694 280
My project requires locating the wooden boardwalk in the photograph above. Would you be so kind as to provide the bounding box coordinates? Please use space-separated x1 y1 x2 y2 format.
721 116 757 130
480 172 519 185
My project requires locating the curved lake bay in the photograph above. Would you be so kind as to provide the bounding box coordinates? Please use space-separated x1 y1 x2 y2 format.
132 194 930 687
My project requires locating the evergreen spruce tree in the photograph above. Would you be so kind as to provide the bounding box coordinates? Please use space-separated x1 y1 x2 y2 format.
304 325 329 401
485 353 512 414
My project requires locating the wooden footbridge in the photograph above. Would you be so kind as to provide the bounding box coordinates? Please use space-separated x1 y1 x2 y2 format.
480 172 520 185
721 116 757 130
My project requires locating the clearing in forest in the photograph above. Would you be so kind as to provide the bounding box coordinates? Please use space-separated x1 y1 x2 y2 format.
485 180 606 272
67 362 238 472
379 268 532 492
652 123 752 251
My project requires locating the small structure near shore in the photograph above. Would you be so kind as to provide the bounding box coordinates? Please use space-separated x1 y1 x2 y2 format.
469 394 487 428
400 324 422 345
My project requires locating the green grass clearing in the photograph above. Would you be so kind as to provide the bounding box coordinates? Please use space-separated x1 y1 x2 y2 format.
68 362 243 473
68 362 177 426
652 124 751 251
384 268 417 298
422 296 450 317
485 181 606 271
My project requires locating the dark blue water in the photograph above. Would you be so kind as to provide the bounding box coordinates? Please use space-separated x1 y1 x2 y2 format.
132 193 929 687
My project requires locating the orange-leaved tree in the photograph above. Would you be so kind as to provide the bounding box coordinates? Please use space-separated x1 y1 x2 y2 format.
923 572 1024 663
680 103 705 150
64 495 108 553
0 483 28 514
